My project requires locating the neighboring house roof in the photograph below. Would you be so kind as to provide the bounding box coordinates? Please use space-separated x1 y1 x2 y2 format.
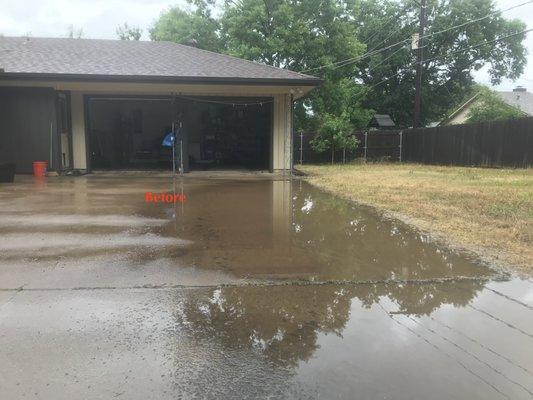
439 93 481 125
440 87 532 125
0 36 322 86
369 114 396 128
497 89 533 115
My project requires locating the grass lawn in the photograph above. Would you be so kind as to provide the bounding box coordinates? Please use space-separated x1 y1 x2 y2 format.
298 163 533 275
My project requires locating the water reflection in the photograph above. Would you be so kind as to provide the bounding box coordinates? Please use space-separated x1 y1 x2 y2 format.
170 178 491 281
173 280 486 368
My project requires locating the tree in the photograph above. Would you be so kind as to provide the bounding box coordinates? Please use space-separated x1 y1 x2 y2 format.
310 78 371 162
311 113 359 163
353 0 527 127
466 87 524 123
219 0 372 148
150 2 221 51
116 23 142 41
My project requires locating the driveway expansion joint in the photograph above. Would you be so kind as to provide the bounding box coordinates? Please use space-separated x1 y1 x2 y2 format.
0 274 502 292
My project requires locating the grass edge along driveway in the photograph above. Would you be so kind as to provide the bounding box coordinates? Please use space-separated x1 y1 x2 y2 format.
298 163 533 276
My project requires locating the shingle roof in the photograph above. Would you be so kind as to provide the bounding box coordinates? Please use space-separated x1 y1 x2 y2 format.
370 114 396 127
0 36 321 85
497 90 533 116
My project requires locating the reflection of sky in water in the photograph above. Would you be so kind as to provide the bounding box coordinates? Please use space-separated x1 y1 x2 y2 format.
170 278 533 399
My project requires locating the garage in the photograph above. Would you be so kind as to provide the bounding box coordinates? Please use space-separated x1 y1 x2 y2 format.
0 36 321 174
87 96 272 172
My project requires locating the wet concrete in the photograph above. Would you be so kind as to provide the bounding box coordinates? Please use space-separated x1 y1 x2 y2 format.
0 174 532 399
1 281 532 399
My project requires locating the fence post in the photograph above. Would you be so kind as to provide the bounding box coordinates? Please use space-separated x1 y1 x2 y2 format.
299 132 303 165
399 130 403 162
364 131 368 161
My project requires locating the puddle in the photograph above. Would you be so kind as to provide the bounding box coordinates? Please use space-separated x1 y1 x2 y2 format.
0 175 493 283
167 179 493 281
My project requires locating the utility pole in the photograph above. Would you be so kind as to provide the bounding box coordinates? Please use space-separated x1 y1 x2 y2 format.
413 0 426 128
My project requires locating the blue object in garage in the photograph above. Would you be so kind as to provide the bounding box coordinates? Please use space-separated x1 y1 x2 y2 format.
162 132 175 147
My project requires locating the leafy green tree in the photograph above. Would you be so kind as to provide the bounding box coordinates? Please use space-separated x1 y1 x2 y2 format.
353 0 527 127
219 0 372 151
311 112 359 163
116 23 142 41
466 87 524 123
311 78 371 162
150 2 221 51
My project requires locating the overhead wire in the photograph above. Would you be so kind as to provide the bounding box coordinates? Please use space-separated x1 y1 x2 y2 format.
355 27 533 97
300 0 533 74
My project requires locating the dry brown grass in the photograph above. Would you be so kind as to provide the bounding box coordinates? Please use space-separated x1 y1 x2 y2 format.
298 163 533 275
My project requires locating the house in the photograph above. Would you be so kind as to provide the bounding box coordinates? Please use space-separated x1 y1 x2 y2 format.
440 86 533 126
0 37 322 173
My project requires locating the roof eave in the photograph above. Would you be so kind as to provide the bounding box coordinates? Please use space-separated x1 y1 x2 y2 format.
0 72 324 87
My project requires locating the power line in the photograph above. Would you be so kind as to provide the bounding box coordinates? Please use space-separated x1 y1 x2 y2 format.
423 27 533 65
300 0 533 75
420 0 533 43
359 27 533 97
301 5 415 74
301 38 409 74
364 2 414 52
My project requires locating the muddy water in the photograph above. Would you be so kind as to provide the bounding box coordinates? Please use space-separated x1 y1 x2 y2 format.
0 175 491 283
0 176 490 281
165 178 492 281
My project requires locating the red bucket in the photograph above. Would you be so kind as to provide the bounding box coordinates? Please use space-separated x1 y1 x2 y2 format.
32 161 48 177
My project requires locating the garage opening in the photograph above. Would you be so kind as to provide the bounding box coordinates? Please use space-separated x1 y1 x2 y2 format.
87 96 272 171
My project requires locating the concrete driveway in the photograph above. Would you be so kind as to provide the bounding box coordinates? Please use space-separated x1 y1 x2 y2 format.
1 174 532 399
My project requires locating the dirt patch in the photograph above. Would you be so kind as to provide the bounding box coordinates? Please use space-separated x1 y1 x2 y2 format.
298 163 533 276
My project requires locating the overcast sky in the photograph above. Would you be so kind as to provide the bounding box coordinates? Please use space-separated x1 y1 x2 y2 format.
0 0 531 91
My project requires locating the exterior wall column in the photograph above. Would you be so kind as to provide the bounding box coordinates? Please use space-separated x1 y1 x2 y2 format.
71 91 87 170
272 93 293 171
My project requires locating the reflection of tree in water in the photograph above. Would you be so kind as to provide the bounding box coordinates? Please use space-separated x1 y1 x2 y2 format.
176 285 351 367
175 280 485 367
353 280 486 316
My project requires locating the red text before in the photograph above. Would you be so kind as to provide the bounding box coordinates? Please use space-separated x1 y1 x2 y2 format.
145 192 187 203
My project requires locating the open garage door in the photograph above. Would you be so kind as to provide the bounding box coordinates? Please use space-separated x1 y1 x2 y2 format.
87 95 272 171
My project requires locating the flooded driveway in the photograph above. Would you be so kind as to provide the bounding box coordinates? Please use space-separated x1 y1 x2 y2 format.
0 174 532 399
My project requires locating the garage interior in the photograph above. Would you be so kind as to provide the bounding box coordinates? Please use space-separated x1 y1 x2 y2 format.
87 96 273 171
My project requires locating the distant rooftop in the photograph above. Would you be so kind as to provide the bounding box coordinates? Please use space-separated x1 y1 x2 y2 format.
0 36 321 85
496 87 533 116
369 114 396 129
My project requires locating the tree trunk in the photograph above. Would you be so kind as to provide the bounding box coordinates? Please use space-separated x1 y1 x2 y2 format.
343 148 346 164
331 146 335 164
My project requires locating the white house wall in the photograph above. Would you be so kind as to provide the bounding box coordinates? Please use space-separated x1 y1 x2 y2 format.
272 93 293 171
71 91 87 170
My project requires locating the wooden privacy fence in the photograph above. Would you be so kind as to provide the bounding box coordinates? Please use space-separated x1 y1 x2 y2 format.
296 116 533 168
402 117 533 168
